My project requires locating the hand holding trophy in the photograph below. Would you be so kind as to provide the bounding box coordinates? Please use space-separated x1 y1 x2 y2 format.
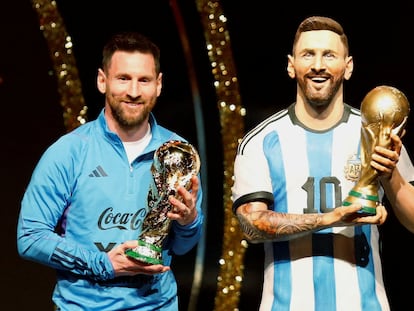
125 140 200 264
343 85 410 215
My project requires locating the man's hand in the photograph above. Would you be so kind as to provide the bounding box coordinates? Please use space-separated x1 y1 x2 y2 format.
108 241 170 277
168 175 199 226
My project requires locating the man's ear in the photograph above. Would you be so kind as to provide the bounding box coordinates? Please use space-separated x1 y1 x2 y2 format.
97 68 106 94
156 72 163 97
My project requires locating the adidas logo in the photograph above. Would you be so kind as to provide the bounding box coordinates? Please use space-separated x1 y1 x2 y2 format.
89 165 108 177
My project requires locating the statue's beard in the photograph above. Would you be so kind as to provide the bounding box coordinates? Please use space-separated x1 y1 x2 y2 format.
299 74 344 110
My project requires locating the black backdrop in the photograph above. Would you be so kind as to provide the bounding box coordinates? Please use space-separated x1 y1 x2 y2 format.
2 1 414 310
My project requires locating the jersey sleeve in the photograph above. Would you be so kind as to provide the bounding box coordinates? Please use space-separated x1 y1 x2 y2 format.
231 135 274 213
398 145 414 183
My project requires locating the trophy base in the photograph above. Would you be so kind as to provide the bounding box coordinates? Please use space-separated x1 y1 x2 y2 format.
125 240 163 265
343 190 378 216
355 206 377 216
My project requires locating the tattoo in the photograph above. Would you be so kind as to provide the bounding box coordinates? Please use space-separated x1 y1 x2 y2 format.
237 204 324 243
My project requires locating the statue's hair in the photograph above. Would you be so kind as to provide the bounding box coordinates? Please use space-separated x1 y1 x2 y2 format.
292 16 349 55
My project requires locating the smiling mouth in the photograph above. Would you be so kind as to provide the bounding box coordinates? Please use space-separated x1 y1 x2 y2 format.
124 101 142 106
310 75 329 83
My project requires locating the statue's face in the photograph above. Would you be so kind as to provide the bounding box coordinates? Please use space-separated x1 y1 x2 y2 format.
361 85 410 143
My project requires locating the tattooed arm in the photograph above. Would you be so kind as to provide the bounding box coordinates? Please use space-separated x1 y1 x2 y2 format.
235 201 387 243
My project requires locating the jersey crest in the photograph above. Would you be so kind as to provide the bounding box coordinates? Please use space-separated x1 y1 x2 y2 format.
344 153 361 182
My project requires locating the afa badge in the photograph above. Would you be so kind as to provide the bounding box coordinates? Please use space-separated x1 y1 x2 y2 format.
344 154 361 182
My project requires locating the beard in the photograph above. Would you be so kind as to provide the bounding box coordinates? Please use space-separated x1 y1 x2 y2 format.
108 96 155 130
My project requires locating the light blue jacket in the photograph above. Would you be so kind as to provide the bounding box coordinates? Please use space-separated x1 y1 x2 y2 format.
17 109 203 310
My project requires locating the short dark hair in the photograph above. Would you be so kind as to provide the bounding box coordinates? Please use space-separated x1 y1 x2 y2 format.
102 31 161 74
292 16 349 56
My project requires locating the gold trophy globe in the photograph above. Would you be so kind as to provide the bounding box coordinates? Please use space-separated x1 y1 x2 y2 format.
343 85 410 215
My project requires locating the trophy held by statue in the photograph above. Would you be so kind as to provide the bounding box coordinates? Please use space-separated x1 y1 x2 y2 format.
343 85 410 215
125 140 200 264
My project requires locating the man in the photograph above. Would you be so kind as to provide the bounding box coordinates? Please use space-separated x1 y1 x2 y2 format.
17 31 203 310
231 16 414 310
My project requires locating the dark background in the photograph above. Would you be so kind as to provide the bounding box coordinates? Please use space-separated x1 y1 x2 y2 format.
2 1 414 310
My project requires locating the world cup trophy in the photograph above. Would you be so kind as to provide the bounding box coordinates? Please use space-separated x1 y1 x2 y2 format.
343 85 410 215
125 140 200 264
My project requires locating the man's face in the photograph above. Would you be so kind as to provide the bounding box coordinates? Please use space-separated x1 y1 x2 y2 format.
98 51 162 130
